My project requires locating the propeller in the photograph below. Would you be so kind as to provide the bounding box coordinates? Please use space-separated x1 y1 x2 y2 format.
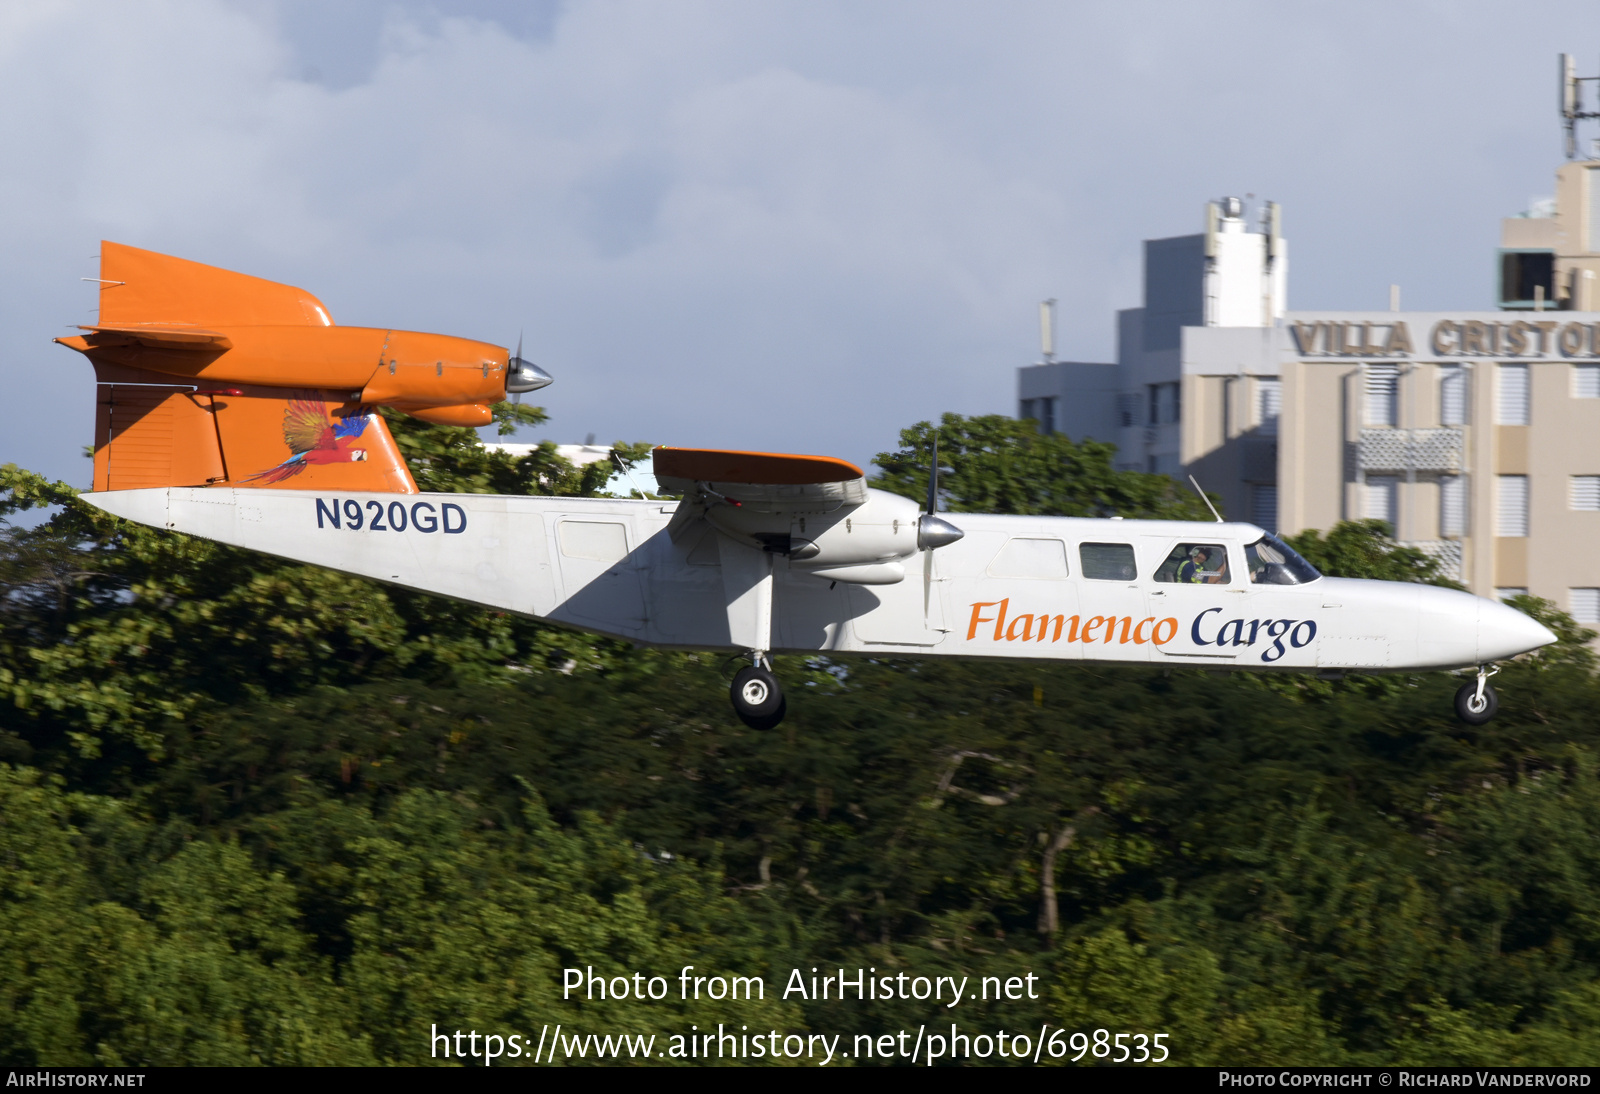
917 431 964 623
506 332 553 401
918 432 963 550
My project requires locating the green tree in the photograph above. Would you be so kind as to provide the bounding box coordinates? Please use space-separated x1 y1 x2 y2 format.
0 765 369 1065
337 788 805 1064
1045 927 1340 1066
1284 519 1459 587
872 414 1213 520
382 402 652 497
0 404 652 770
11 404 1600 1067
0 762 805 1066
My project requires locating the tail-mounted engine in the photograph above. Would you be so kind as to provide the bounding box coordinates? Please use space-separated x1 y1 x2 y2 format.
56 242 543 493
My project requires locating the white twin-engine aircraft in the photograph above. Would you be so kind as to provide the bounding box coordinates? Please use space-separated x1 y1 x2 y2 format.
87 445 1554 730
68 243 1555 731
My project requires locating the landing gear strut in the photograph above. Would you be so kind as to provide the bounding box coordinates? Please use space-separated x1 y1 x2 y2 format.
730 652 786 730
1455 665 1499 726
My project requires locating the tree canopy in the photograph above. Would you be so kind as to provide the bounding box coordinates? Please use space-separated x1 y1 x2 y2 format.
3 409 1599 1066
872 414 1214 521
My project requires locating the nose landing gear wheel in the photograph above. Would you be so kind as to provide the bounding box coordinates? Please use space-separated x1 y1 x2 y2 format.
730 665 787 730
1455 680 1498 725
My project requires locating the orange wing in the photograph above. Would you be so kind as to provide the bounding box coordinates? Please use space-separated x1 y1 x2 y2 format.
651 447 863 485
282 399 337 455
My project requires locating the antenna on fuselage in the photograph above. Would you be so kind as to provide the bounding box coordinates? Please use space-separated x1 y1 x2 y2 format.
1187 474 1224 523
612 449 648 499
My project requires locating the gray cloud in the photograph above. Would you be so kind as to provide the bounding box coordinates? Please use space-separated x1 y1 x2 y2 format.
3 0 1599 486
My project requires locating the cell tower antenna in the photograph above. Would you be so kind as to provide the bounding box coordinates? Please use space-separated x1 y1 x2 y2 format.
1040 298 1057 364
1560 53 1600 160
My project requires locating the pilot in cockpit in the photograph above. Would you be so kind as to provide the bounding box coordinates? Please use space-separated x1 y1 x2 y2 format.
1178 545 1228 584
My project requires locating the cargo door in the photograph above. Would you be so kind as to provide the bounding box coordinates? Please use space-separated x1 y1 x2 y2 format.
551 516 647 636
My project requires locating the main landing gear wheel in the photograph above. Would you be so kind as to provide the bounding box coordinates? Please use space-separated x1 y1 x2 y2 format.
1455 666 1499 726
730 665 787 730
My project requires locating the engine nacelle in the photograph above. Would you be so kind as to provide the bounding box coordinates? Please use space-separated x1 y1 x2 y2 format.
803 561 907 585
654 449 960 587
705 487 922 569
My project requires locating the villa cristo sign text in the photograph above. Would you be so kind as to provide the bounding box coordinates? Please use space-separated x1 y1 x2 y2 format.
1291 319 1600 359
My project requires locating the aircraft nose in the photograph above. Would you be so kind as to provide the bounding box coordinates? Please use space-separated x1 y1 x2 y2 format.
1478 597 1558 662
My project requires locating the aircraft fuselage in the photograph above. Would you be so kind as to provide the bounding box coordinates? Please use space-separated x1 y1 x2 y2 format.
83 486 1553 675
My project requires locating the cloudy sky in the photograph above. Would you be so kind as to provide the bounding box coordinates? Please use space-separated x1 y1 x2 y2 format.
4 0 1599 484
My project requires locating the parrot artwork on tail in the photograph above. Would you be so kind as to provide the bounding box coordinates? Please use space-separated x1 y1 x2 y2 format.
245 398 372 484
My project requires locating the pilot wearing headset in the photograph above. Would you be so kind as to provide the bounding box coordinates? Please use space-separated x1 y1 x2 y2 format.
1178 545 1228 584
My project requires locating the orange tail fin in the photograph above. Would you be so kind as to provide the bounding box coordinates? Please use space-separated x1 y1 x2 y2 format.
61 242 511 493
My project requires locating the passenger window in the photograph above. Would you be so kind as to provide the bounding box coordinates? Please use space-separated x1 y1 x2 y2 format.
1079 542 1137 581
989 538 1069 578
1154 543 1232 585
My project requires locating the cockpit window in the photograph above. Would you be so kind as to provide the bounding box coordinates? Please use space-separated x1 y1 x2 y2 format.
1154 543 1231 585
1245 534 1321 585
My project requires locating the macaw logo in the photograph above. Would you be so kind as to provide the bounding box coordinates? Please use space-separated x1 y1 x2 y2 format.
1190 607 1317 663
967 600 1179 646
245 398 371 484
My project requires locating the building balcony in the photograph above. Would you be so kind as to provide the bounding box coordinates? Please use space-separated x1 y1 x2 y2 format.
1358 428 1463 473
1400 539 1464 582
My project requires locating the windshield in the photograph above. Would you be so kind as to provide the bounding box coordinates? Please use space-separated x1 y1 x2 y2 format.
1245 534 1321 585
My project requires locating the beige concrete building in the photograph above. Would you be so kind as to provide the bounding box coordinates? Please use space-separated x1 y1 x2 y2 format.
1018 161 1600 625
1202 313 1600 608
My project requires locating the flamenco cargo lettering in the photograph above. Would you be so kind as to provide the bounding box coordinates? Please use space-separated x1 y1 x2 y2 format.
1190 607 1317 663
966 600 1178 647
966 601 1317 664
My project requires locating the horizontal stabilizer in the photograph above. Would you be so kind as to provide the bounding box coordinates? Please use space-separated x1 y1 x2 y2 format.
73 324 233 350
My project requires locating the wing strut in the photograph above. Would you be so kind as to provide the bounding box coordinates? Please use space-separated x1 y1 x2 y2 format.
717 533 774 661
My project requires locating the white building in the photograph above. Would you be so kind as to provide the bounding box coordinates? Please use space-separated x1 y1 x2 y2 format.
1019 195 1285 499
1018 162 1600 622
